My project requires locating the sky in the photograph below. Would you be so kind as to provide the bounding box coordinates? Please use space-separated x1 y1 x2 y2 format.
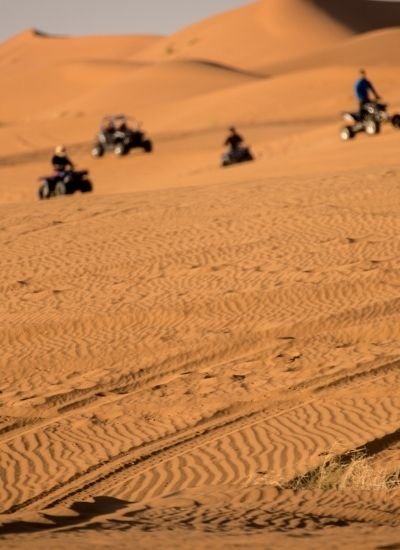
1 0 250 42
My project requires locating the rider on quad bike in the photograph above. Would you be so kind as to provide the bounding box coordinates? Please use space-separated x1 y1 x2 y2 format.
339 71 400 141
354 69 380 114
225 127 244 152
38 145 93 199
52 145 74 173
221 127 253 167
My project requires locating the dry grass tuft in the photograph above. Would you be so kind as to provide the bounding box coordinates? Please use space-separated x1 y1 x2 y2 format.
288 451 400 491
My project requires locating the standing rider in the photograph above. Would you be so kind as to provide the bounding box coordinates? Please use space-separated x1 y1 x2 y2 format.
354 69 380 114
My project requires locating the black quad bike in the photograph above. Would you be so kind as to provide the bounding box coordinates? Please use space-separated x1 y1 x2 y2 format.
340 101 400 141
91 115 153 157
38 170 93 200
221 145 254 167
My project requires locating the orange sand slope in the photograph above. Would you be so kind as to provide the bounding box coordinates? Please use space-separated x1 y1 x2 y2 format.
1 170 400 549
0 0 400 548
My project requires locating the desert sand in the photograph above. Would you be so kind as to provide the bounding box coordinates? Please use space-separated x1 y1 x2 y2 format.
0 1 399 548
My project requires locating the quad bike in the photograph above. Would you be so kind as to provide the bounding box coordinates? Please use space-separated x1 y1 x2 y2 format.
38 170 93 199
340 101 400 141
91 114 153 157
221 146 254 167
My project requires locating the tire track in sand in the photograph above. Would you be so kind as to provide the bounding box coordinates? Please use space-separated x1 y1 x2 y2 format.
3 363 399 514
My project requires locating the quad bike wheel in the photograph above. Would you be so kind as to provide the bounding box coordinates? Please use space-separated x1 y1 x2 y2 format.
143 139 153 153
54 181 67 196
364 118 380 136
91 144 104 158
38 182 51 200
114 143 127 156
340 126 355 141
391 114 400 129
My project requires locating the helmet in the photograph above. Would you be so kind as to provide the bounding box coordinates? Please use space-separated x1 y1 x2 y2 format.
55 145 66 156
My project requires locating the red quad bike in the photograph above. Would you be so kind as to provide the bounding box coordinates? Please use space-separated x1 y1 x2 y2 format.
91 114 153 157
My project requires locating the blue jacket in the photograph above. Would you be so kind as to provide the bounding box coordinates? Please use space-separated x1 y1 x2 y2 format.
354 78 374 102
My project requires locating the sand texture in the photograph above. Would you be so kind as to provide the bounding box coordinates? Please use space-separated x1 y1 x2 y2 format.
0 1 399 548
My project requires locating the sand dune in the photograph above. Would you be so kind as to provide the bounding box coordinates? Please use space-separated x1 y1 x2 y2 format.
59 59 261 120
135 0 400 71
0 30 160 121
315 0 400 33
1 28 161 64
135 0 353 70
263 26 400 75
0 1 400 549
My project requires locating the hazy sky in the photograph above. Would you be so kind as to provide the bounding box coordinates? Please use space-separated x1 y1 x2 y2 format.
1 0 250 42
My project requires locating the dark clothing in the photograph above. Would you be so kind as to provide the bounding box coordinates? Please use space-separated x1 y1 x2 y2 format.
359 100 368 115
354 77 377 103
103 123 115 133
225 132 243 150
102 123 116 143
52 154 74 172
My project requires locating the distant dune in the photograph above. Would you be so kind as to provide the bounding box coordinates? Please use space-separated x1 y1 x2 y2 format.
134 0 352 70
0 30 162 121
1 28 162 60
315 0 400 33
261 27 400 74
134 0 400 70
